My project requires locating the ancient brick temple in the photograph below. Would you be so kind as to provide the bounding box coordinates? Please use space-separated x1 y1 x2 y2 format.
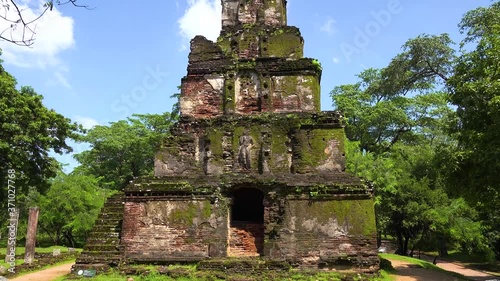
76 0 378 273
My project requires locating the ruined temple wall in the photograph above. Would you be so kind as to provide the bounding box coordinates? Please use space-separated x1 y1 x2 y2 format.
121 199 228 262
222 0 287 27
179 72 320 118
267 198 379 270
155 117 347 177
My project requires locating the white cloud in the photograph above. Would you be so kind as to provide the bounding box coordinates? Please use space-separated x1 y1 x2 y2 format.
320 17 336 34
0 1 75 68
178 0 221 46
74 116 100 130
333 57 340 64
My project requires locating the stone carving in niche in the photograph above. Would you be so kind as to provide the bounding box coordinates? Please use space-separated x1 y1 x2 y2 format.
238 130 254 170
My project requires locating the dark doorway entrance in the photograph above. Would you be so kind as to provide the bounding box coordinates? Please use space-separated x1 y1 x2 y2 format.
228 188 264 257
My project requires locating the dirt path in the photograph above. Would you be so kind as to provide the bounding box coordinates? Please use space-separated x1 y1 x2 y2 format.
436 260 497 281
390 259 460 281
389 258 498 281
9 262 73 281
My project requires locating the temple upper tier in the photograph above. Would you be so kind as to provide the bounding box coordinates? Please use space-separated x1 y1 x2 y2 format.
179 0 320 119
221 0 287 27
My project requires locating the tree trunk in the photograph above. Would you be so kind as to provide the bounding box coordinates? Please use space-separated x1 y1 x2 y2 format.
63 230 75 248
403 234 410 256
55 229 61 245
396 231 404 255
439 241 448 257
40 225 56 244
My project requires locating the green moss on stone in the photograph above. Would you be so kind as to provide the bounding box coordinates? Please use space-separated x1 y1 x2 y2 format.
207 129 224 156
290 199 377 236
266 32 303 58
294 128 345 172
301 75 321 112
269 125 290 172
169 201 212 225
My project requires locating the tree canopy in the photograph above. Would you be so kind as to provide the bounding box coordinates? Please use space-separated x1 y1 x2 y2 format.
0 59 82 223
332 1 500 259
73 112 175 190
30 171 110 247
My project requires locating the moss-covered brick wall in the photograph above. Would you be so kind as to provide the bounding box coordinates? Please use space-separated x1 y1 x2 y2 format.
271 198 378 270
272 75 320 112
121 199 229 262
154 132 201 176
264 29 303 59
268 125 291 173
223 72 236 113
156 113 346 176
180 76 224 119
262 0 287 26
233 0 287 27
235 71 261 114
237 30 260 59
292 128 346 174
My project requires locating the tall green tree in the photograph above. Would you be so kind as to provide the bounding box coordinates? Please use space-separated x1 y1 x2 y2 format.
448 1 500 256
32 172 110 246
332 30 485 257
0 60 81 224
331 67 453 153
74 112 174 190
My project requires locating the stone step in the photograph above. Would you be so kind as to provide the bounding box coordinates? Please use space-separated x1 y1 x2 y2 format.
77 256 122 263
100 207 124 212
84 237 121 244
78 192 125 268
78 251 122 259
71 263 111 273
197 258 291 272
76 256 121 265
86 232 120 239
97 212 123 218
92 218 122 225
91 225 122 232
83 244 122 252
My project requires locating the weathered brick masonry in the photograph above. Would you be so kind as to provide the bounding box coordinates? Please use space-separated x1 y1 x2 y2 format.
76 0 379 274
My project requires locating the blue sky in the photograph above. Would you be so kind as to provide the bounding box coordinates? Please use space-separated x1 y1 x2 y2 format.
0 0 493 170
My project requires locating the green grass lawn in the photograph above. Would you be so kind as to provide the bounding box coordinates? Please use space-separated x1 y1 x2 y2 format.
0 245 78 255
0 246 80 277
0 245 80 268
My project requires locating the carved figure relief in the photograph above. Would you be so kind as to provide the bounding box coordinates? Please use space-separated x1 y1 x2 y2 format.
238 130 254 170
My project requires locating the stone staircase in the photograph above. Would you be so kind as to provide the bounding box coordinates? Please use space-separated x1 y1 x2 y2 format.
73 192 124 272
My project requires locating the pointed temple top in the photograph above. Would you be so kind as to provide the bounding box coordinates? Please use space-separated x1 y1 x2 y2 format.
221 0 288 27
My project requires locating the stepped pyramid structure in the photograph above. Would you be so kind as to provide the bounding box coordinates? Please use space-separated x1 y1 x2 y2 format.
76 0 379 273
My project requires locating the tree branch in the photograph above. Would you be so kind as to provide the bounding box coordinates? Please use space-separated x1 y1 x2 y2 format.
0 0 90 46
